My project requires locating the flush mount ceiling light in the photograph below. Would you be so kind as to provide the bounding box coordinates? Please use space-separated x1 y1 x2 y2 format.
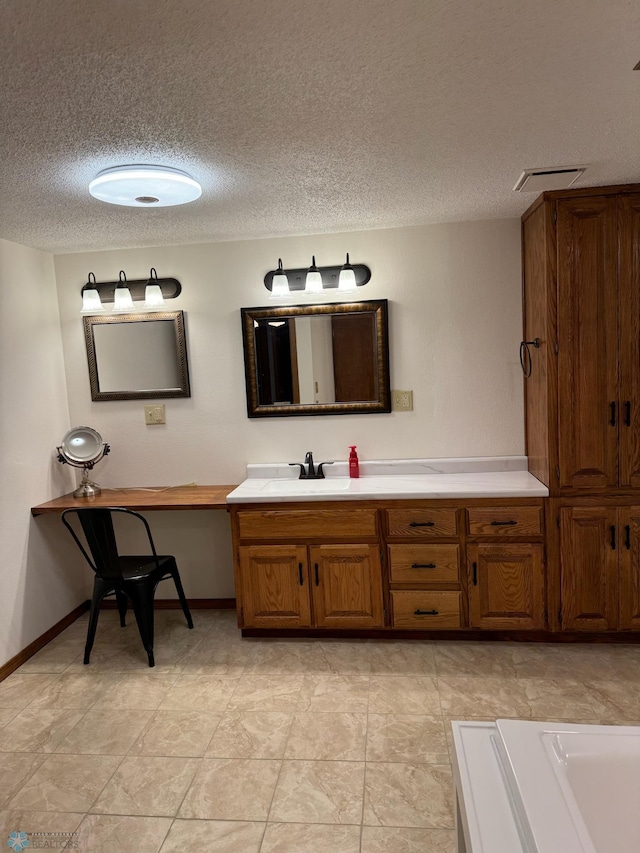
89 165 202 207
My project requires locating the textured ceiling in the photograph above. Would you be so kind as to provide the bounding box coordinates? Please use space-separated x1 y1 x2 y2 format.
1 0 639 253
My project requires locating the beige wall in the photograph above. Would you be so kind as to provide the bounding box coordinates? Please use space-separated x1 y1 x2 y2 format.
0 238 86 667
53 219 524 599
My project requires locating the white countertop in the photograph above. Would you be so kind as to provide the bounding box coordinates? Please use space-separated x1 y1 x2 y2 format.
226 456 549 503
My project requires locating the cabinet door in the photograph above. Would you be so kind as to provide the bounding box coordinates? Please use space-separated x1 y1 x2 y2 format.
618 195 640 488
560 507 618 631
556 197 618 489
239 545 311 628
310 545 384 628
619 507 640 629
468 543 545 629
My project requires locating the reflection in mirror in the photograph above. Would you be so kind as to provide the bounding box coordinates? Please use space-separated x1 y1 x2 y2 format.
84 311 190 401
241 300 390 417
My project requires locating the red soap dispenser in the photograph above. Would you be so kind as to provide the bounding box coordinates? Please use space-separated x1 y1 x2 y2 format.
349 445 360 478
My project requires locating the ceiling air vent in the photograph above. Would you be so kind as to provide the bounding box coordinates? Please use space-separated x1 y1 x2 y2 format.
513 166 586 193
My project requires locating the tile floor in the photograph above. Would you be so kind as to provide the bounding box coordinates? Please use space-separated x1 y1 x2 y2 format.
1 609 639 852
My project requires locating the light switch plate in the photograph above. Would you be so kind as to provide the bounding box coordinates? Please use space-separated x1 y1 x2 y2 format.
392 390 414 411
144 404 166 424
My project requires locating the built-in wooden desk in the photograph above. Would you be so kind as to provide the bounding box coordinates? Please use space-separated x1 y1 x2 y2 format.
31 484 237 516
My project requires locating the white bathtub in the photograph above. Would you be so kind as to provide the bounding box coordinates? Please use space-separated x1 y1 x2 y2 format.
452 719 640 853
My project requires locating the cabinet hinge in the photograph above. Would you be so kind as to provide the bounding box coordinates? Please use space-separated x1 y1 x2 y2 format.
554 340 559 355
557 607 562 625
543 608 548 623
552 206 557 225
555 466 560 481
557 513 560 529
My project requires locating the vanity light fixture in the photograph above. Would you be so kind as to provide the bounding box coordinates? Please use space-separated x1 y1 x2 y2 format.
142 268 165 308
338 253 357 293
80 273 106 315
269 259 290 299
263 256 371 295
305 256 324 294
79 269 182 315
89 165 202 207
111 271 135 314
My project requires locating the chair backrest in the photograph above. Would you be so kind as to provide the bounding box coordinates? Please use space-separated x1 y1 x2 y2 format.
61 507 159 579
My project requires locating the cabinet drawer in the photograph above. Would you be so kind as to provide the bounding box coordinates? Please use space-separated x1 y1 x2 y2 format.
386 508 457 538
467 507 542 537
388 544 459 583
391 591 461 628
238 508 377 540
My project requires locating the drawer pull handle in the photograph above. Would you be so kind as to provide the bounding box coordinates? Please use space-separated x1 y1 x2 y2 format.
490 520 518 526
626 524 631 550
314 563 320 586
472 561 478 586
409 521 435 527
411 563 437 569
298 562 304 586
611 525 616 551
610 401 617 426
625 401 631 427
414 609 439 616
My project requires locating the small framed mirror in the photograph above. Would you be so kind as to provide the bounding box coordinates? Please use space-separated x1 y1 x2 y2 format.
241 299 390 417
84 311 191 401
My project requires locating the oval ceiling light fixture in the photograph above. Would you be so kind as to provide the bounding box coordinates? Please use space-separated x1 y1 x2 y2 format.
89 165 202 207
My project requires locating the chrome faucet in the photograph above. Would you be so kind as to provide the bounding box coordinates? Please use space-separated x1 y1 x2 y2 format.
289 451 334 479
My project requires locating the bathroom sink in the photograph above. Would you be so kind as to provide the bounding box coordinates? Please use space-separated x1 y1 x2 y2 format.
261 478 351 494
495 720 640 853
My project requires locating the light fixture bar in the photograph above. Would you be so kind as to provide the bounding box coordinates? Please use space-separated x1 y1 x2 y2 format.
264 259 371 293
80 274 182 305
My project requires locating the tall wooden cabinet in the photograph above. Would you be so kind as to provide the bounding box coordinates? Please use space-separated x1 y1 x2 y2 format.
522 184 640 633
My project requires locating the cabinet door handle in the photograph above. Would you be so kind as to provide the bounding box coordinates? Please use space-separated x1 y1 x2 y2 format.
298 562 304 586
472 561 478 585
625 525 631 550
611 525 616 550
414 609 439 616
490 520 518 526
314 563 319 586
625 401 631 427
610 401 617 426
409 521 435 527
411 563 436 569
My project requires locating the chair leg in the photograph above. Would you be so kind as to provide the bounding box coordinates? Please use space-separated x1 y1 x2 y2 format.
172 569 193 629
129 584 156 667
115 590 128 627
85 577 113 665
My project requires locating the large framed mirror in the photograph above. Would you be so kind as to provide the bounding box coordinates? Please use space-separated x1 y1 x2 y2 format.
241 299 390 417
83 311 191 401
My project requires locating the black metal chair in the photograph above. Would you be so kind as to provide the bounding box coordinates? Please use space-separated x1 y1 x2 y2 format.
61 507 193 667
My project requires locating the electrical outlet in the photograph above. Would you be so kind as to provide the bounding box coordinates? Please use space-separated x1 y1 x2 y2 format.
392 390 414 411
144 404 166 425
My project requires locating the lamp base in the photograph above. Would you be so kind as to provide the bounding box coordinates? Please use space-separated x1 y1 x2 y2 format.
73 481 102 498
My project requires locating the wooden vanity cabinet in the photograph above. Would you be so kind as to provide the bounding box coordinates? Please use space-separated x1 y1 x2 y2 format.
559 504 640 632
233 507 383 629
386 506 464 630
466 504 545 630
523 185 640 638
522 187 640 494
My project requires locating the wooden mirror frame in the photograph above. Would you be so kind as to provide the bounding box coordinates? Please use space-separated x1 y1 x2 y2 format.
241 299 390 417
83 310 191 401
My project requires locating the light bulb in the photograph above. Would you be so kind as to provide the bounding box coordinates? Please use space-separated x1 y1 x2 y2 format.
80 289 105 315
112 286 135 313
305 256 323 294
338 253 357 293
270 259 290 298
143 284 165 308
